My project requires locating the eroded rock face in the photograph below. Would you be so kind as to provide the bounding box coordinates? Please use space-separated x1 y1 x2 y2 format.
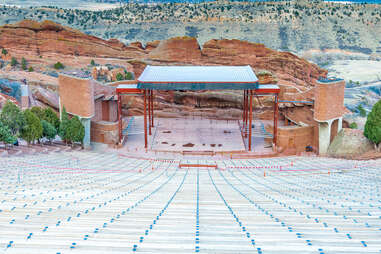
0 92 18 108
0 20 329 120
148 36 202 63
0 20 145 59
31 86 59 109
327 128 374 158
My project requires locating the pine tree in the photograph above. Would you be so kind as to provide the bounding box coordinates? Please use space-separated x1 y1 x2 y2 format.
31 106 45 120
43 107 60 130
58 106 70 145
67 116 85 148
41 120 57 143
364 100 381 152
0 100 25 136
0 121 17 147
11 57 18 67
21 57 27 70
21 109 43 145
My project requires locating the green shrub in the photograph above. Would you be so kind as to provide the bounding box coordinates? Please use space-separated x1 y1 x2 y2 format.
11 57 18 67
116 72 124 81
0 100 25 136
90 59 96 66
54 61 65 70
357 104 367 117
21 57 27 70
349 122 358 129
125 72 133 80
1 48 7 55
0 121 17 145
364 99 381 151
21 109 43 145
28 66 34 72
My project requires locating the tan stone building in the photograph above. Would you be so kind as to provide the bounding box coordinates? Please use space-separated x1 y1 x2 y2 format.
58 74 119 148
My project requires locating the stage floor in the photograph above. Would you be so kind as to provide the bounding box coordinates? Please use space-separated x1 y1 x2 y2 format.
151 118 246 152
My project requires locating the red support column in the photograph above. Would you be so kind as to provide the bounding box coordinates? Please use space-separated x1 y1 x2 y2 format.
151 90 155 127
248 90 253 151
273 94 279 149
245 90 248 138
242 90 246 130
144 90 148 149
118 92 122 144
148 90 152 136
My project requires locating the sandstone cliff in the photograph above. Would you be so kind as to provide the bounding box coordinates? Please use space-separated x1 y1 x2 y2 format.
0 20 145 59
0 20 328 119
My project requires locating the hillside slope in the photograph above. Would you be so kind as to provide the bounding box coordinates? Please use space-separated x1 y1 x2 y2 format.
0 2 380 54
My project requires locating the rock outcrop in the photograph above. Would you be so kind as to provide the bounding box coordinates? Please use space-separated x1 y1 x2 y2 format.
0 20 145 59
327 128 374 158
148 36 202 63
31 86 59 109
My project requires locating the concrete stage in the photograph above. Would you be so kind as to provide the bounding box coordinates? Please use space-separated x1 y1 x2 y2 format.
121 117 276 154
151 118 246 152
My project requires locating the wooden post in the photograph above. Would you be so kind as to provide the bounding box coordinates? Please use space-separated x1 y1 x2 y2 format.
273 94 279 149
144 90 148 148
248 90 253 151
117 92 122 144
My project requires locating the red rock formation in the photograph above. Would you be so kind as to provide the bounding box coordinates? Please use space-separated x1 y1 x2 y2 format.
0 20 330 120
130 42 144 50
201 39 326 84
0 92 18 108
31 87 59 109
148 36 202 63
145 40 160 52
0 20 145 59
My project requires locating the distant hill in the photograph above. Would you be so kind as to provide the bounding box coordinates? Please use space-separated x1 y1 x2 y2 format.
0 1 380 54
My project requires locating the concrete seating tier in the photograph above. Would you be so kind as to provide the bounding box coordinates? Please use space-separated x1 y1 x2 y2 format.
0 152 380 253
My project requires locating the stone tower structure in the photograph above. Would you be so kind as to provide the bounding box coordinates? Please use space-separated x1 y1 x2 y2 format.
58 74 95 149
313 78 345 154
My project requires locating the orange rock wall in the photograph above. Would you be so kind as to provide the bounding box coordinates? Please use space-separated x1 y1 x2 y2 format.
58 74 94 118
314 80 345 122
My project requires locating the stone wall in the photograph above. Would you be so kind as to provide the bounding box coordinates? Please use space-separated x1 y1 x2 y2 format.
93 99 103 122
90 121 119 145
277 125 318 154
58 74 94 118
